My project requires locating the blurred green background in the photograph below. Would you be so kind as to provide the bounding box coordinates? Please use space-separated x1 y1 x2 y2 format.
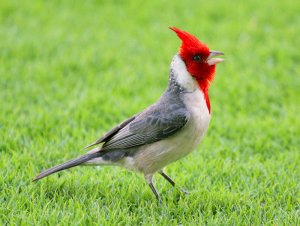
1 0 299 225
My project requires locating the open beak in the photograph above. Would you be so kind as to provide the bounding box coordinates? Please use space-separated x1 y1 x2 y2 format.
207 50 224 66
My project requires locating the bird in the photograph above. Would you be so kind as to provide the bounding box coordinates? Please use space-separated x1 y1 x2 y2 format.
33 27 224 201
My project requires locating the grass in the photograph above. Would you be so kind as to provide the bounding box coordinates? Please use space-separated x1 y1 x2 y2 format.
1 0 299 224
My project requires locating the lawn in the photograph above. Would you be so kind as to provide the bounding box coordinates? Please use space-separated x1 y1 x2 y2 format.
1 0 299 225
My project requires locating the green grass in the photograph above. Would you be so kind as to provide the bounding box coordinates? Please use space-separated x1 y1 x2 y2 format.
1 0 300 225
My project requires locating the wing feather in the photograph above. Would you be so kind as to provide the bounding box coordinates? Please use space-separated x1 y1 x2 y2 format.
83 115 137 149
102 107 190 150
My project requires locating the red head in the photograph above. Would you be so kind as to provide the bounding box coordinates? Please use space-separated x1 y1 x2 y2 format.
170 27 223 92
170 27 224 112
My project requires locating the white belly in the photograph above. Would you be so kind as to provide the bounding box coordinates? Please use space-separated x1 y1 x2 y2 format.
126 88 211 174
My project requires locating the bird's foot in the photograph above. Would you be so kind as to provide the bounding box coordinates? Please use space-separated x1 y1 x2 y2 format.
177 186 190 195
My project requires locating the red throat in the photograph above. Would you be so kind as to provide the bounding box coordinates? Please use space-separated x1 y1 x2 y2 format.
197 78 212 113
170 27 216 113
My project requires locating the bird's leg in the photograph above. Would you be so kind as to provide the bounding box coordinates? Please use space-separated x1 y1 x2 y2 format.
145 174 161 202
159 170 189 194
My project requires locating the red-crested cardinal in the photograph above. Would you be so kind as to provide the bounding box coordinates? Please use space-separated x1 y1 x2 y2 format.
33 27 224 201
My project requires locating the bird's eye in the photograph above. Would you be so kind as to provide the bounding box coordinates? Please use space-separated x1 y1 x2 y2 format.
193 55 202 61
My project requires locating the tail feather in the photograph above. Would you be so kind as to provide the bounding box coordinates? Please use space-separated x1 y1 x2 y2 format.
33 152 100 182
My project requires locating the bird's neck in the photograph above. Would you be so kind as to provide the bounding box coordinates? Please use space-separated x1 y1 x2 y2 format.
169 54 211 113
196 79 210 113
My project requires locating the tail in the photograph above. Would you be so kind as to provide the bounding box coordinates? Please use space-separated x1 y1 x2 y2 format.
33 151 101 182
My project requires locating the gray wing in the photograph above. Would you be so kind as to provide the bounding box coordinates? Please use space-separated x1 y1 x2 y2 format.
102 107 190 150
84 115 137 149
